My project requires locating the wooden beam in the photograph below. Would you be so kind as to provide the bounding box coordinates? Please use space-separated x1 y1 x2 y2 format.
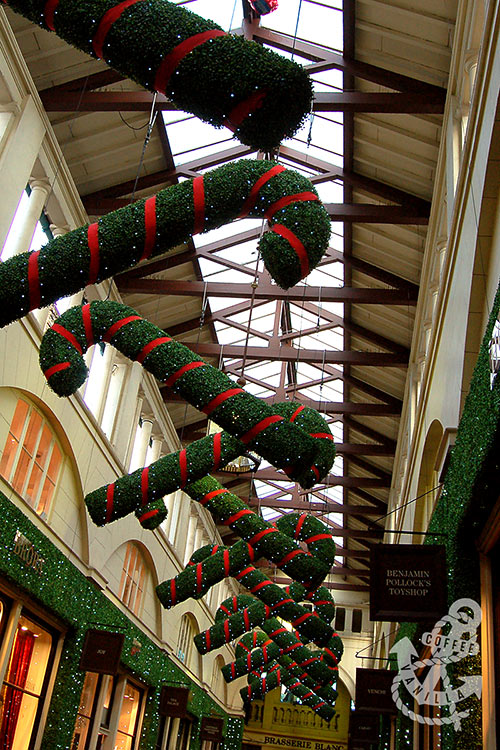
253 27 446 96
313 91 444 114
117 278 418 305
40 88 443 114
183 342 407 366
248 497 386 515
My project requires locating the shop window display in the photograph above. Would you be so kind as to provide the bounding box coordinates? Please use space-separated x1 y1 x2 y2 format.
0 614 54 749
71 675 143 750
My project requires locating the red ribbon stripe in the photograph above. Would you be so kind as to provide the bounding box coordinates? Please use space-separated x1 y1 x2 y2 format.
154 30 226 93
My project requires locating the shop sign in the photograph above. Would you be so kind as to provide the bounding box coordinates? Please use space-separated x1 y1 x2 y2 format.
200 717 224 742
349 711 379 744
263 738 346 750
369 544 447 622
79 629 124 674
355 668 396 713
13 529 44 575
159 686 191 717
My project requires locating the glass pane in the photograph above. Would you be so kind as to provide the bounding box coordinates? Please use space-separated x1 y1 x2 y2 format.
101 677 114 728
46 442 62 481
25 460 43 505
24 411 42 457
117 682 141 735
38 475 55 516
35 424 52 469
9 400 30 441
70 715 92 750
11 446 31 495
12 616 52 695
78 673 99 718
0 685 39 750
0 401 29 479
114 732 133 750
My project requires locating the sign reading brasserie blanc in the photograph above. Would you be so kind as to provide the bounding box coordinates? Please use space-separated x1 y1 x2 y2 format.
263 738 346 750
369 544 447 622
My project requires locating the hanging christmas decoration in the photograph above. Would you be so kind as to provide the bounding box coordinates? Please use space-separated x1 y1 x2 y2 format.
225 617 337 721
248 0 279 14
40 302 335 505
0 0 310 149
0 160 330 330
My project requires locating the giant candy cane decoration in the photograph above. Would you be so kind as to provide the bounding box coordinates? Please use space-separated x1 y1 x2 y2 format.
0 0 312 150
0 160 330 328
40 301 335 493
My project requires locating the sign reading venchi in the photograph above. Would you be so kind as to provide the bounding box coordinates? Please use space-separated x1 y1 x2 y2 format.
263 737 346 750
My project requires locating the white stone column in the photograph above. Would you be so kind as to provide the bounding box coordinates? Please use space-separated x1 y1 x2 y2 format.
112 361 144 464
8 178 50 258
184 514 198 565
129 417 154 472
145 436 162 466
0 96 45 250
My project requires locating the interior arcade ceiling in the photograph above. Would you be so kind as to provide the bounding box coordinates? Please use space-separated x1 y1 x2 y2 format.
4 0 457 594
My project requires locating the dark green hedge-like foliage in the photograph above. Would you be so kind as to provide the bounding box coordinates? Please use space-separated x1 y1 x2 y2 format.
4 0 313 150
217 599 337 720
0 160 330 331
40 301 334 491
157 501 337 603
393 284 500 750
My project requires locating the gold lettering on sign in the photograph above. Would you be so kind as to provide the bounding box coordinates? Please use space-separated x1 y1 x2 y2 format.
13 530 44 575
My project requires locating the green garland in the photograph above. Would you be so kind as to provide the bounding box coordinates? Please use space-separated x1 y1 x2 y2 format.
3 0 312 150
40 302 335 496
0 160 330 331
156 511 337 601
393 284 500 750
218 598 337 720
0 491 240 750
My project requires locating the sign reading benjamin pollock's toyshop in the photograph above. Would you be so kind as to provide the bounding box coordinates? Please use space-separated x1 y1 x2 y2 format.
369 544 447 622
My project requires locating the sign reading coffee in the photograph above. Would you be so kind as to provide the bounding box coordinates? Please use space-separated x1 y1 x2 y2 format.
369 544 447 622
355 668 396 713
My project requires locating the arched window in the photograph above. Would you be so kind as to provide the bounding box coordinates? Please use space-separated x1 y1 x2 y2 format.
0 398 62 517
119 543 146 617
176 615 202 678
176 616 193 665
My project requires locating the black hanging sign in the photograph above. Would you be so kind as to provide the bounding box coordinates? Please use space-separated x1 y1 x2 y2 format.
79 629 124 674
355 668 396 713
349 711 379 744
200 716 224 742
369 544 447 622
159 686 191 717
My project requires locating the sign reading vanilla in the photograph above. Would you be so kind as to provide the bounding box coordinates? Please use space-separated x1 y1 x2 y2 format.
370 544 447 622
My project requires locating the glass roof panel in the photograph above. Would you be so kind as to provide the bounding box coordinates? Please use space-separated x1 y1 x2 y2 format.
163 0 350 532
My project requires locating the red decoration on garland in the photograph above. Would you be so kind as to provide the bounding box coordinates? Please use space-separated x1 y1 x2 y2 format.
248 0 279 15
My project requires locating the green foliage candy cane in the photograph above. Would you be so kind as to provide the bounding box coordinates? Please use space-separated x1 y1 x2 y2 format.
0 0 312 150
158 514 343 665
0 160 330 330
157 511 338 602
225 616 337 721
40 302 336 500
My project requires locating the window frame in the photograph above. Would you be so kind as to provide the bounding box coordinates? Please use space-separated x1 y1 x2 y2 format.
0 397 63 518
